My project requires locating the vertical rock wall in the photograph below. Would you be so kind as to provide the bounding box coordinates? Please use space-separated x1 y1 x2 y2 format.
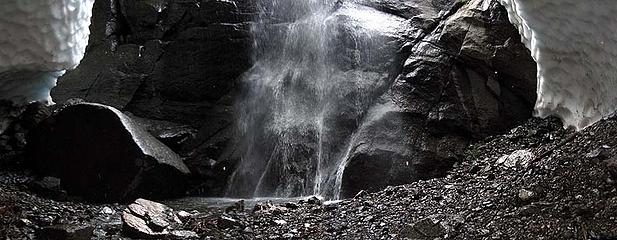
51 0 538 197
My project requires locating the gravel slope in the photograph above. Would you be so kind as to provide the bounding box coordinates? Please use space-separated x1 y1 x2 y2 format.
1 117 617 239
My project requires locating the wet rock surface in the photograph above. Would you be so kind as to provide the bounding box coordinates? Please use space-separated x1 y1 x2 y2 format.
26 103 190 202
341 0 537 197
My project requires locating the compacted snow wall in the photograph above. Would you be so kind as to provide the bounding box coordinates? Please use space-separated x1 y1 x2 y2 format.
0 0 95 104
495 0 617 130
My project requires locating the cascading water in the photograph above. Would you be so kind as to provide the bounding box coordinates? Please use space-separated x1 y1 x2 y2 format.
226 0 405 199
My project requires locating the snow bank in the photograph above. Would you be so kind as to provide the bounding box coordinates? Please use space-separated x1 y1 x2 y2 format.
0 0 95 103
496 0 617 130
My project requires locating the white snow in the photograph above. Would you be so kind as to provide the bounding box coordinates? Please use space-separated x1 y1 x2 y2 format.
496 0 617 130
0 0 95 104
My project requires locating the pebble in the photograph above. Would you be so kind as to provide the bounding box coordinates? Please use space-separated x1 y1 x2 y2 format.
176 210 192 220
273 219 287 225
101 207 114 215
518 189 536 202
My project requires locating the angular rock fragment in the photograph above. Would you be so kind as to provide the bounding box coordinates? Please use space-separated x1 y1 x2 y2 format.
122 199 183 238
217 215 243 229
496 150 534 168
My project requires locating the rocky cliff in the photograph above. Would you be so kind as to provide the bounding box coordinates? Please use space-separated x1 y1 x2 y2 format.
48 0 537 198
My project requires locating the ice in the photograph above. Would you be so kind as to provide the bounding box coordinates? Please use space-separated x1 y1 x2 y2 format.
0 0 95 104
496 0 617 130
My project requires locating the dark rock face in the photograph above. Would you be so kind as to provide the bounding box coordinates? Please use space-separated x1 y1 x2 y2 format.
52 0 253 127
26 103 190 202
49 0 536 198
340 0 537 197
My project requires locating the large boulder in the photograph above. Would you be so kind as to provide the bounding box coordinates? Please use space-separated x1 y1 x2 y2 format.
26 103 190 202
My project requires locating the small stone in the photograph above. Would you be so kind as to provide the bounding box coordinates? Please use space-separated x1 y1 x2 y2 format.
273 219 287 225
101 207 114 215
353 190 367 199
170 230 199 239
300 196 323 205
324 200 342 211
284 202 299 209
225 200 245 213
592 189 600 196
363 216 374 222
518 189 536 202
586 148 610 160
518 205 542 217
243 227 254 233
176 210 192 220
218 216 242 229
19 218 34 227
252 201 287 214
252 202 267 212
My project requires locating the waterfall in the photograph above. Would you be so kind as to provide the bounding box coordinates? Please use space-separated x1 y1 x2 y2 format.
226 0 405 198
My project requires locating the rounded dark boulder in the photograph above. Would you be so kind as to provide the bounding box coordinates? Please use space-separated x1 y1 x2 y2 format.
26 103 190 202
